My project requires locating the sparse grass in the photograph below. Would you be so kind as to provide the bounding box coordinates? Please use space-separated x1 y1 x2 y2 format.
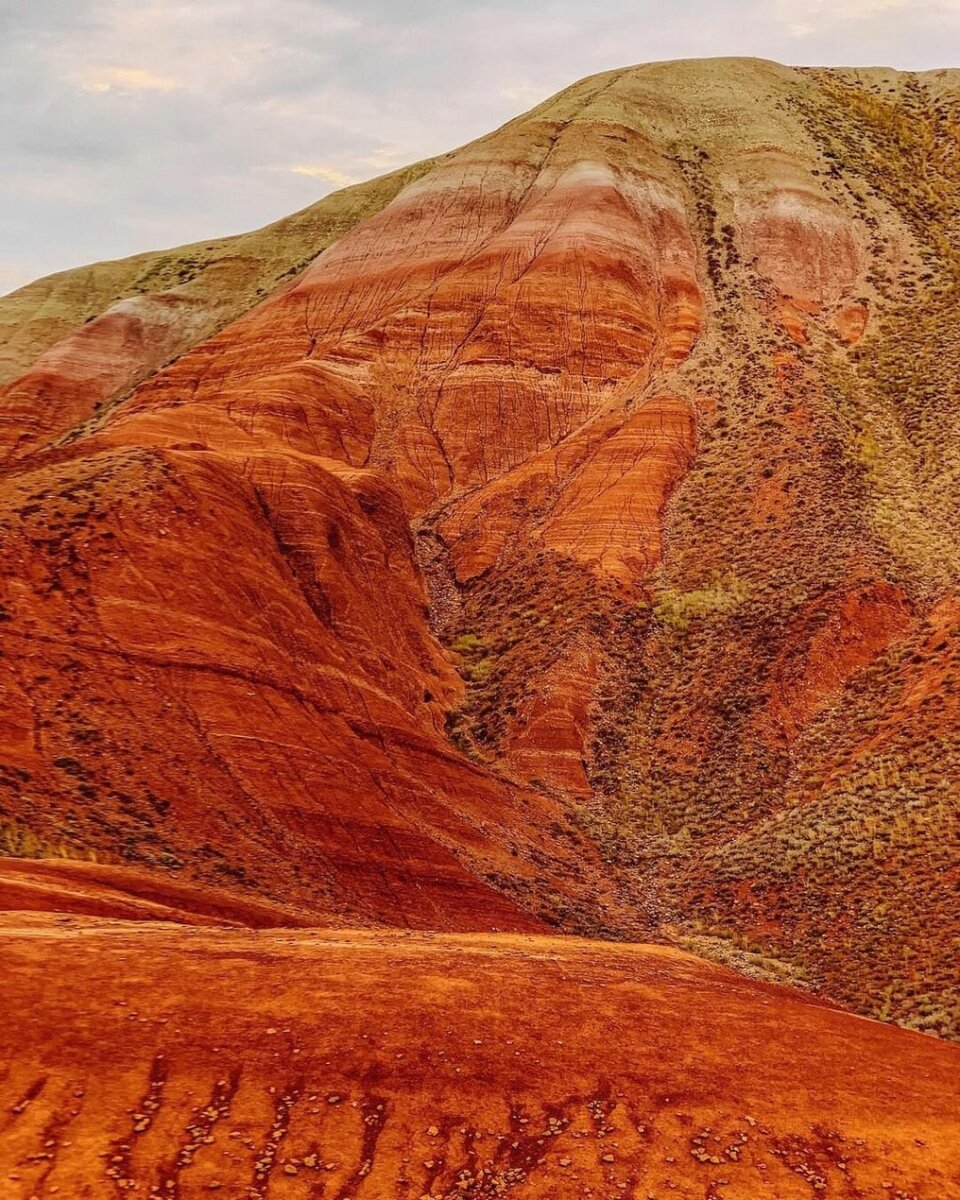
675 923 808 988
0 819 99 863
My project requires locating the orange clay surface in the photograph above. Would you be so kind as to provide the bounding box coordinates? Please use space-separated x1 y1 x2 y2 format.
2 915 959 1200
0 860 323 928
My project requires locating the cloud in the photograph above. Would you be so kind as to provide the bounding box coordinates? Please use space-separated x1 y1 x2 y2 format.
500 83 549 106
357 145 423 171
778 0 960 36
289 163 356 184
74 66 182 93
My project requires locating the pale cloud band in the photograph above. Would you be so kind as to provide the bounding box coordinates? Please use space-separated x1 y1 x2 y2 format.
289 163 357 185
2 0 959 292
75 67 182 93
782 0 960 36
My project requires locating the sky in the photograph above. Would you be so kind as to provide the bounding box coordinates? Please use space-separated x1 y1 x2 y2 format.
2 0 959 294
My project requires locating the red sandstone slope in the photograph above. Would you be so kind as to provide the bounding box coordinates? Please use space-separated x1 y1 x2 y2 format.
0 58 958 1035
0 428 585 931
0 859 321 926
2 916 958 1199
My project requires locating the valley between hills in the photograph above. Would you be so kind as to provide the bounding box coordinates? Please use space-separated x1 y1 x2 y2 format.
0 56 958 1198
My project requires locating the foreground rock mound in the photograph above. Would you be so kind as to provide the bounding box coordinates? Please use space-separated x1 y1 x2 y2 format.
3 917 958 1199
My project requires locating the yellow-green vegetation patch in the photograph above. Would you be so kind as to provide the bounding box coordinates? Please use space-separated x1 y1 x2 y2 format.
674 923 808 988
0 818 100 862
653 575 749 633
450 631 494 683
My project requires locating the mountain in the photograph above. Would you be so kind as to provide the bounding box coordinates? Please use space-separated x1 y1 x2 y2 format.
1 57 959 1183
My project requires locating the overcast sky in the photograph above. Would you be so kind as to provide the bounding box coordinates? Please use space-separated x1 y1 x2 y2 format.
2 0 959 294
